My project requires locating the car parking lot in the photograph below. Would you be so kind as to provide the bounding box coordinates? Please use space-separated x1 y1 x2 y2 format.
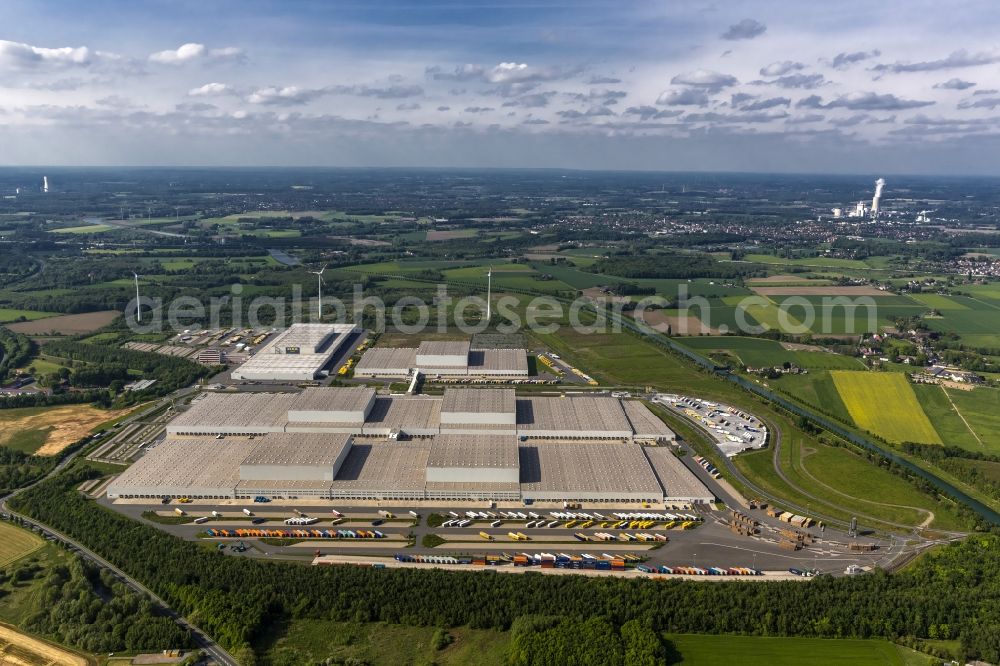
653 393 767 456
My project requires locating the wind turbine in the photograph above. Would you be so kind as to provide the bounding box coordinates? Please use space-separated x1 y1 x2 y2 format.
310 264 327 319
486 265 492 323
132 271 142 323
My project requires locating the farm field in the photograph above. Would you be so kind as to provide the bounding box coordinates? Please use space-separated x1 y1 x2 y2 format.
676 336 864 370
0 623 88 666
47 223 113 234
742 253 873 269
912 384 983 451
0 404 131 456
426 228 477 241
944 386 1000 454
5 311 120 335
768 372 853 423
831 371 942 444
665 634 931 666
0 522 43 568
750 285 888 297
0 308 60 323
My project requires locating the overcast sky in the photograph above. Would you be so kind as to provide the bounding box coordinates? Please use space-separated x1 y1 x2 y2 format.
3 0 1000 174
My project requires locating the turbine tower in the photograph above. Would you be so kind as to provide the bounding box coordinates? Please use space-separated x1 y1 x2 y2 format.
486 266 492 322
310 264 327 319
132 272 142 323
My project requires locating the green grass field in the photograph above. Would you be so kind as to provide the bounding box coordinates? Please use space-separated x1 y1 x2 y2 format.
257 619 507 666
912 385 983 451
47 223 113 234
666 634 932 665
0 308 60 323
0 522 44 568
676 336 864 370
944 387 1000 453
831 371 942 444
743 253 872 269
768 372 853 423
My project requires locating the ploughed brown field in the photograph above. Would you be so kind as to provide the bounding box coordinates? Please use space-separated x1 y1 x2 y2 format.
7 310 119 335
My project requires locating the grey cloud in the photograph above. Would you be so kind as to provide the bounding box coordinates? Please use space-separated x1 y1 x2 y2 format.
396 102 421 111
974 89 999 95
759 61 804 77
656 89 711 106
769 73 826 89
624 105 683 120
246 83 422 106
670 69 737 91
904 114 1000 126
501 91 557 108
786 113 825 124
337 84 423 99
740 97 790 111
831 49 880 69
721 19 766 41
731 93 756 106
565 89 627 106
934 78 976 90
427 64 485 81
436 105 450 111
588 75 621 84
798 92 933 111
685 110 787 123
522 118 550 125
959 97 1000 109
830 114 871 127
464 106 494 113
558 106 615 119
872 49 1000 73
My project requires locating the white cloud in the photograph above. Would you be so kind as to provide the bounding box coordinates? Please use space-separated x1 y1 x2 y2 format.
759 61 804 77
149 43 244 65
188 82 235 97
656 89 710 106
0 39 92 70
670 69 737 92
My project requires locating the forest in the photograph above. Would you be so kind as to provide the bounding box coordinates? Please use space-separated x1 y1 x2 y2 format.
0 539 191 653
593 253 762 280
0 326 34 381
10 464 1000 665
42 341 217 401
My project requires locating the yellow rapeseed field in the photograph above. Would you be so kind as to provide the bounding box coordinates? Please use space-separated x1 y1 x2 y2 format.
831 370 942 444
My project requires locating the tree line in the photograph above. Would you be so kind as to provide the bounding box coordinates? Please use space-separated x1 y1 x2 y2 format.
11 464 1000 664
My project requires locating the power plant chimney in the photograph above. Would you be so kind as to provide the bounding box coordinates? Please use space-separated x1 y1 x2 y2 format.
871 178 885 220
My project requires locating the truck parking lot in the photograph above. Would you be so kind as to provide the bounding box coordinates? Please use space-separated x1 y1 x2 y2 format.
102 496 889 578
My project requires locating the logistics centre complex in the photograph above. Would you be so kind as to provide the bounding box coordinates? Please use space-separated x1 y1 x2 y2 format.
109 386 715 505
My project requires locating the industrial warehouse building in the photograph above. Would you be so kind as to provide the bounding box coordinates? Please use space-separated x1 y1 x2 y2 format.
166 387 675 442
109 386 713 504
353 339 529 378
231 323 359 381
